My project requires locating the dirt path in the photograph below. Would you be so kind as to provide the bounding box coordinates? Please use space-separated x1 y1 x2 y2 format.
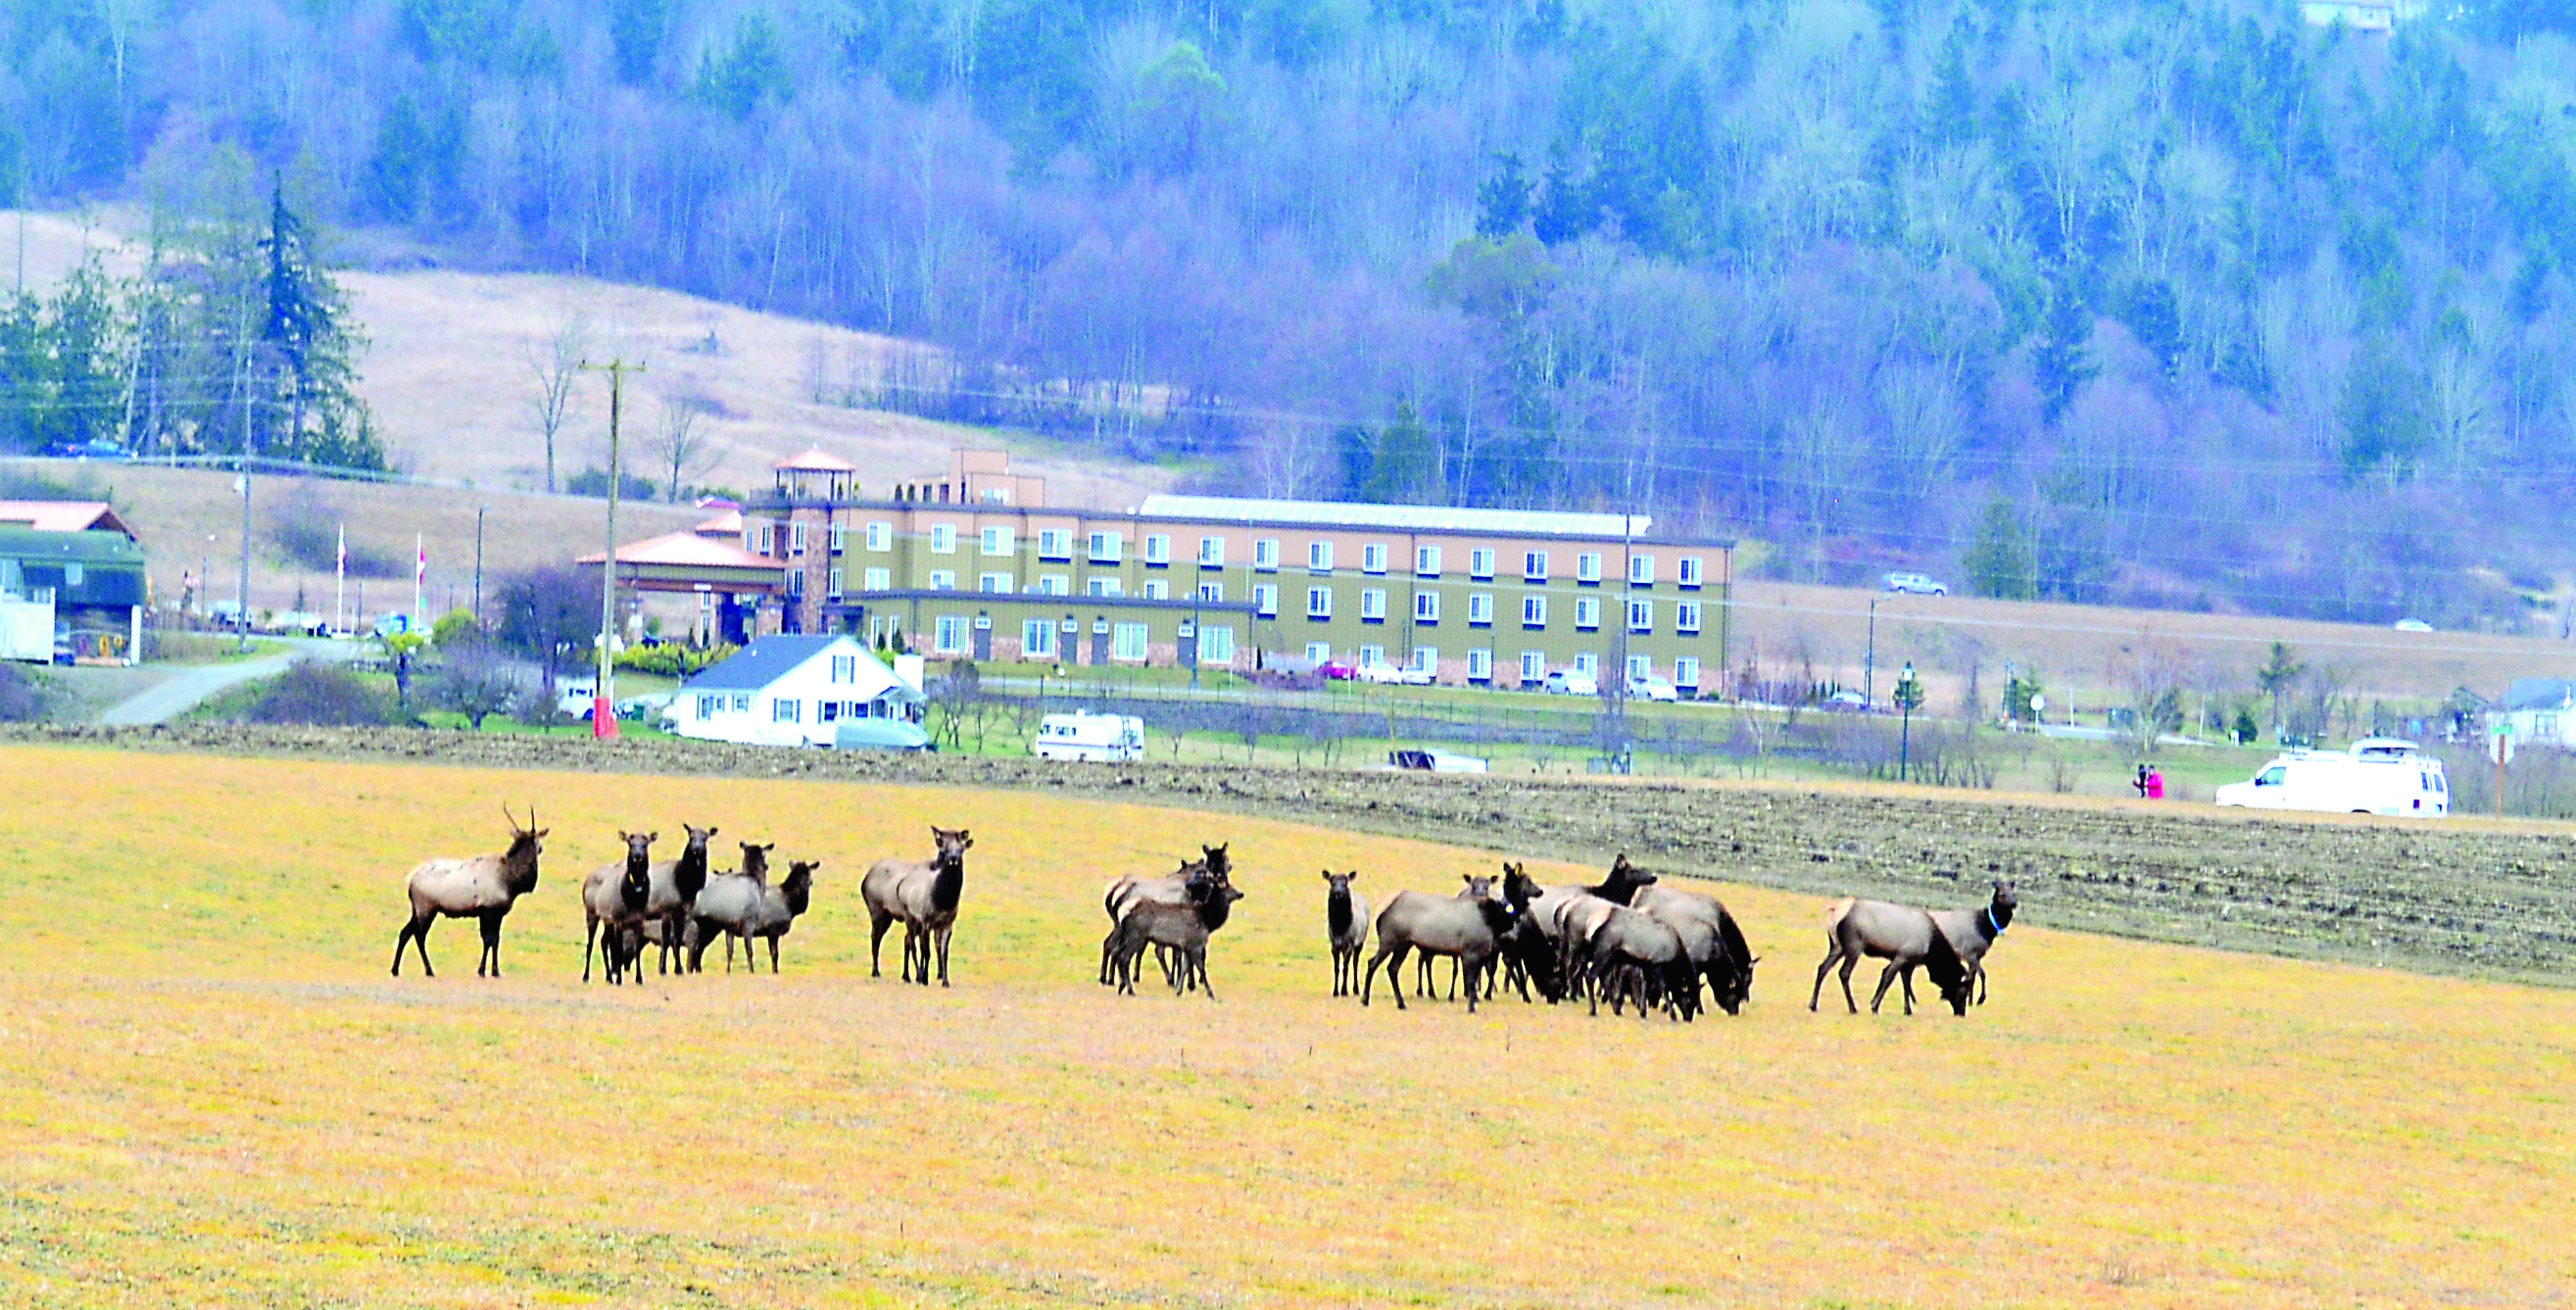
9 723 2571 985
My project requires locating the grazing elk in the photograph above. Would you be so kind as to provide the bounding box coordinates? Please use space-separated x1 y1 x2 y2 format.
1809 897 1974 1016
1361 875 1520 1014
391 806 548 979
1323 870 1369 997
692 857 818 973
642 823 718 975
1929 882 2017 1005
1496 865 1566 1003
581 830 657 985
1632 883 1758 1015
1108 865 1246 998
1100 843 1234 985
864 827 972 985
1581 904 1698 1020
1525 854 1660 956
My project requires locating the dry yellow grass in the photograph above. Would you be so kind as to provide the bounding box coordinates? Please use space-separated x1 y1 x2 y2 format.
2 746 2573 1308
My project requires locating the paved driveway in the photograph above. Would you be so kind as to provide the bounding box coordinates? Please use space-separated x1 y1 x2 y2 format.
98 638 362 725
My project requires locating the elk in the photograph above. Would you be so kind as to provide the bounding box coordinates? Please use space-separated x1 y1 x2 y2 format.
693 857 818 974
1323 870 1369 997
1929 882 2017 1005
1108 865 1245 998
641 823 717 975
580 830 656 985
1581 904 1697 1020
1361 875 1520 1014
1099 843 1233 985
391 806 547 979
1524 853 1660 957
1809 897 1974 1016
1632 883 1758 1015
863 827 972 986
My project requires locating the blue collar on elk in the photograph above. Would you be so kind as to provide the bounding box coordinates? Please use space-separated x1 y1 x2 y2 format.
1982 907 2007 938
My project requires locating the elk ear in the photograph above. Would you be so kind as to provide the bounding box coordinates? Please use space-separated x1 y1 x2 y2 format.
648 832 658 843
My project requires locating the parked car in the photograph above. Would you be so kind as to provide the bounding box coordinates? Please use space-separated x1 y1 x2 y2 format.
1626 674 1679 703
1353 661 1406 685
1882 571 1949 596
1033 710 1146 762
1823 689 1870 710
44 439 131 461
2393 618 2434 633
1543 668 1600 697
1318 659 1359 680
834 718 935 752
2214 738 2448 816
1389 748 1489 774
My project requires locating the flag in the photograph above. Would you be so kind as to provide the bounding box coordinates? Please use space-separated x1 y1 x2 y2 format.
414 535 425 585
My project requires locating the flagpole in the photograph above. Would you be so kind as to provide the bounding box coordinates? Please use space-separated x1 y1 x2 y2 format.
413 533 424 634
334 523 346 638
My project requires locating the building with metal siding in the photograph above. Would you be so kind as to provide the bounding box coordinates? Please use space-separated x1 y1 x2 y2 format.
744 450 1733 693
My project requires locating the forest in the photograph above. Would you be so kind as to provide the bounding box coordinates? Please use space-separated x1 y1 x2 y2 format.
3 0 2575 624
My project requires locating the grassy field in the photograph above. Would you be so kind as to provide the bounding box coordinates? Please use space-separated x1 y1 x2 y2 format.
2 744 2570 1308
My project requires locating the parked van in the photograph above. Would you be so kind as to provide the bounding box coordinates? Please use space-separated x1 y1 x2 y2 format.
2213 738 2449 816
1033 710 1146 762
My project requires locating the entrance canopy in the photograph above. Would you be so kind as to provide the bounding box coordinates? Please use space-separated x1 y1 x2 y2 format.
575 531 786 596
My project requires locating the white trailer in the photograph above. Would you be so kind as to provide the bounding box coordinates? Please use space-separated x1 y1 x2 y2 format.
0 593 53 662
2213 738 2449 817
1033 710 1145 762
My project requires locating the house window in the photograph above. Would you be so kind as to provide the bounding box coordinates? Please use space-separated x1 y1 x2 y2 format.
1112 623 1149 661
1520 652 1546 683
827 568 844 599
866 521 893 551
1198 537 1226 566
1628 599 1652 633
1254 584 1279 616
1468 593 1493 625
1039 573 1069 596
1305 642 1332 662
819 701 841 722
787 569 805 597
831 655 858 683
1362 543 1388 574
1308 540 1335 572
1087 576 1125 597
1360 589 1386 621
698 694 721 717
863 567 891 591
1307 586 1334 618
1576 598 1600 630
933 615 970 655
1470 548 1495 580
1144 534 1171 564
981 526 1015 557
1200 626 1237 665
1411 646 1437 675
928 524 955 555
1416 545 1442 577
829 524 847 555
1089 531 1123 562
1577 553 1602 583
928 570 956 591
1629 554 1655 585
1467 648 1492 681
1142 580 1170 600
980 572 1014 594
1039 528 1073 560
1523 551 1548 582
1413 591 1439 622
1523 596 1547 627
772 698 802 723
1197 583 1225 604
1359 644 1385 668
734 694 752 711
1678 556 1704 588
1628 654 1653 681
1253 538 1281 571
1022 619 1056 658
1677 601 1702 635
1675 656 1701 690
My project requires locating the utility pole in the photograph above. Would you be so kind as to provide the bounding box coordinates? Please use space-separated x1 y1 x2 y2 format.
234 359 255 653
1864 596 1878 705
1895 660 1923 783
472 505 488 625
580 359 643 740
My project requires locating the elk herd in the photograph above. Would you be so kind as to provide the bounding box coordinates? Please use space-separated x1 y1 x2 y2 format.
394 806 2022 1023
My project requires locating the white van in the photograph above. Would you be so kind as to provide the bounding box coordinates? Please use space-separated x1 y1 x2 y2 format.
1033 710 1146 762
2213 738 2449 816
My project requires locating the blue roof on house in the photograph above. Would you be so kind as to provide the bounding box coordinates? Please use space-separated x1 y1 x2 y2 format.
2507 678 2576 711
679 635 850 692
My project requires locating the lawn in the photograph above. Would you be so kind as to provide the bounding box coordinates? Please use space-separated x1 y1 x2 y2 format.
1 744 2569 1307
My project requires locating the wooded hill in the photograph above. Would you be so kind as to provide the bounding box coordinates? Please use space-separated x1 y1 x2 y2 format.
4 0 2574 627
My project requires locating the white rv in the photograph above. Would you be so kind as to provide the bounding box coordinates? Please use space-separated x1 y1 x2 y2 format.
1033 710 1145 762
2213 738 2449 817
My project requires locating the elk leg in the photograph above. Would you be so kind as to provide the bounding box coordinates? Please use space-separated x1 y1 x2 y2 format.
1809 946 1838 1012
1871 961 1903 1014
1899 965 1919 1012
390 919 415 977
938 927 952 987
582 915 599 983
768 935 781 973
868 910 894 978
414 917 436 978
1973 961 1988 1005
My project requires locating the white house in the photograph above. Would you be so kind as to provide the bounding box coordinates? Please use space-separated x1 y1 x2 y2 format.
665 635 925 747
2502 679 2576 751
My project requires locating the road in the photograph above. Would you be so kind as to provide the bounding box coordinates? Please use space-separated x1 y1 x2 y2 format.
98 638 360 725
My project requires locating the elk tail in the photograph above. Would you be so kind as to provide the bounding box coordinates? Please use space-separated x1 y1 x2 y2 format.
1823 897 1857 937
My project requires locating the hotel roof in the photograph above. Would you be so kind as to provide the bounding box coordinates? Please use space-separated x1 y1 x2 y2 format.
1136 495 1651 539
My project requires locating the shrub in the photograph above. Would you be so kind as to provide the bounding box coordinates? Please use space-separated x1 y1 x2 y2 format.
431 649 527 728
240 662 399 726
565 467 658 501
430 608 482 649
615 642 736 678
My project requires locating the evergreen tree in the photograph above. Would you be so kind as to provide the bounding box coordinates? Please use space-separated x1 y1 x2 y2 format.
1962 496 2035 600
1475 154 1531 238
259 178 377 468
2338 339 2430 481
1359 401 1439 504
2031 275 2097 426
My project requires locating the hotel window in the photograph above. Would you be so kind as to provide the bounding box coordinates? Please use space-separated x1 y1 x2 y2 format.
934 615 970 655
1411 647 1437 675
1630 554 1655 585
790 524 807 557
1112 623 1149 661
759 524 776 556
1575 652 1598 677
981 526 1015 557
930 524 956 555
1305 642 1332 662
744 528 757 554
1308 540 1335 572
1197 583 1225 604
829 524 847 555
1039 528 1073 560
1468 593 1493 625
1087 576 1125 597
787 569 805 597
1628 655 1653 682
1360 589 1386 620
773 698 802 723
1254 584 1279 616
1415 545 1442 577
1678 556 1704 588
1022 619 1056 658
1198 536 1226 566
1519 651 1546 682
1467 648 1492 681
1039 573 1069 596
1253 538 1281 570
1142 580 1169 600
1675 656 1701 690
1677 601 1702 634
928 570 956 591
1470 548 1495 580
1522 596 1547 627
1576 597 1600 630
1577 553 1602 583
1143 534 1171 564
980 572 1014 594
1359 644 1385 668
863 567 891 591
1523 551 1548 582
1088 530 1123 562
866 521 893 551
827 567 844 599
1361 543 1388 574
1306 586 1334 618
1628 599 1653 633
1413 591 1438 622
1199 626 1237 665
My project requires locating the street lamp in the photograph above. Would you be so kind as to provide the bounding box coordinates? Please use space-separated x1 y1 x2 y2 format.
1894 659 1923 782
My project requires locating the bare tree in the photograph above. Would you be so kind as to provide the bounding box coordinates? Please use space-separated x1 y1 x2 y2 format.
648 391 719 503
2113 638 2190 755
528 315 586 494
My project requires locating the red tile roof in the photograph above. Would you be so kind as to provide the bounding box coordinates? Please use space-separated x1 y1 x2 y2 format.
0 501 134 538
772 447 858 472
575 531 779 570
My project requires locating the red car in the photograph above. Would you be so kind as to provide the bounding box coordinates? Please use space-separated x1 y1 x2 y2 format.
1319 659 1359 680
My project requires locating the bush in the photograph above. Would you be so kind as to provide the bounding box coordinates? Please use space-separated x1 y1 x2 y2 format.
565 467 658 501
430 608 483 649
615 642 736 678
431 648 528 728
239 661 399 726
0 663 52 722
